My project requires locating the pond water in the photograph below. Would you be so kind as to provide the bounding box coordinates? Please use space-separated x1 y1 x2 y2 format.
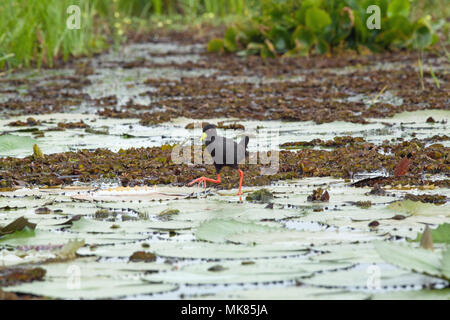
0 41 449 299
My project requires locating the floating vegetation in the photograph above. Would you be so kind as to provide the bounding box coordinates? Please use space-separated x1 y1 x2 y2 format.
129 251 157 263
0 34 448 300
414 223 450 244
307 188 330 202
245 189 274 203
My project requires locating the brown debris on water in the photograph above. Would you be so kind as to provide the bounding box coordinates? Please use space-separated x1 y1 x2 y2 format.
368 184 387 196
0 217 36 237
8 117 41 127
307 188 330 202
281 136 365 149
368 221 380 228
0 267 46 287
0 139 448 189
1 31 448 127
404 193 447 205
129 251 157 262
57 121 89 129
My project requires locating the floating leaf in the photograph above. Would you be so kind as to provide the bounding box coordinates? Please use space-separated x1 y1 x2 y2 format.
442 247 450 279
387 200 449 216
245 189 274 203
0 217 36 237
0 134 36 154
143 258 350 285
374 241 448 280
196 219 276 243
414 223 450 244
301 265 443 288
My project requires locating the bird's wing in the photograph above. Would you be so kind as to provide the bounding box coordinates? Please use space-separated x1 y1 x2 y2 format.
206 136 248 166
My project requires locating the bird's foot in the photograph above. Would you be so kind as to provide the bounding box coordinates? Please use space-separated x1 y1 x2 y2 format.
188 176 207 187
236 191 243 196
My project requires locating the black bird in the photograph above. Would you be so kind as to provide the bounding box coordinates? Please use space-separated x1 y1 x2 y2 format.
188 124 249 195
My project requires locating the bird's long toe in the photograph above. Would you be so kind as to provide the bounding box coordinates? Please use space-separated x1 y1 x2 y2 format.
188 176 206 186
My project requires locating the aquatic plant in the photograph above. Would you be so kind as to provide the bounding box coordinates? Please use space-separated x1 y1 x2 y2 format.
208 0 443 56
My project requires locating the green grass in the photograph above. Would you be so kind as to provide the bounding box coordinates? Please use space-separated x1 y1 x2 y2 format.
0 0 255 70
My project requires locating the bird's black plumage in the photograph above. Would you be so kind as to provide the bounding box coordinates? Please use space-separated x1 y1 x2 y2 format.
203 124 249 173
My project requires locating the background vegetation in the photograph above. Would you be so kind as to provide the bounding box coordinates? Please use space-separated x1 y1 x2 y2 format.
208 0 448 57
0 0 448 70
0 0 256 70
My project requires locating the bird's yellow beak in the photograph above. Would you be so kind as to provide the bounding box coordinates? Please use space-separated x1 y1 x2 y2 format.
200 132 207 141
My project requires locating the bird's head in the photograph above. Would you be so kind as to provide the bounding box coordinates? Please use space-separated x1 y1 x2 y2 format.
200 124 217 142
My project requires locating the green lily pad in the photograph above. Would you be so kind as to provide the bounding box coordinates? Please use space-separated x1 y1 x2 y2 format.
143 258 351 285
414 223 450 244
0 134 36 154
196 219 277 243
301 265 445 288
213 286 369 300
374 241 449 280
387 200 449 216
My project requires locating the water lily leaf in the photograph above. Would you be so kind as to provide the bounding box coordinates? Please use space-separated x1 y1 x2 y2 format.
374 241 445 279
0 217 36 237
0 134 36 154
371 288 450 300
387 200 449 216
4 276 177 299
227 228 380 248
414 223 450 244
442 247 450 279
148 241 310 260
143 258 350 285
213 286 369 300
311 243 385 264
196 219 277 243
56 215 82 226
0 228 36 242
301 264 445 288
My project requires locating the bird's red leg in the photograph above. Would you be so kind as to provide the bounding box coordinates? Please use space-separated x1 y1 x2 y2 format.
188 174 221 188
237 169 243 196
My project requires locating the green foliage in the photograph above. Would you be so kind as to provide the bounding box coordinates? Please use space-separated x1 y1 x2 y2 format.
209 0 442 57
414 224 450 244
207 38 225 52
0 0 256 70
